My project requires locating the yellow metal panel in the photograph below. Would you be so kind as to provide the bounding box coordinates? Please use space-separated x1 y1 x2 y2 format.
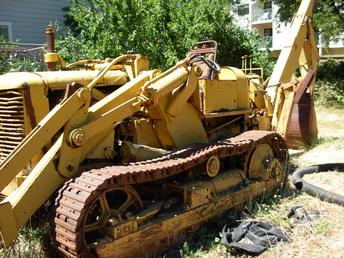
89 71 154 119
276 89 294 136
250 90 266 109
202 80 237 113
132 119 162 148
9 137 64 226
26 83 50 129
201 80 249 113
0 71 128 90
217 67 246 81
146 103 176 149
201 67 249 114
165 102 208 148
257 115 271 131
0 201 17 246
237 83 250 110
86 131 115 159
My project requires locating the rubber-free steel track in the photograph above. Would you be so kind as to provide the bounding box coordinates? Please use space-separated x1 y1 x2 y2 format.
52 130 287 257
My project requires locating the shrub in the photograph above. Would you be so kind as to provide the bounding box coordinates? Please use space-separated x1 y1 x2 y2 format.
314 60 344 108
0 37 43 75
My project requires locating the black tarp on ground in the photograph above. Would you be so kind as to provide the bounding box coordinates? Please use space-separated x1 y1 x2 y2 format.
222 220 289 255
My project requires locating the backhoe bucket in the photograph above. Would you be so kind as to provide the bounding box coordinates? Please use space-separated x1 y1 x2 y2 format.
285 72 317 148
285 93 317 148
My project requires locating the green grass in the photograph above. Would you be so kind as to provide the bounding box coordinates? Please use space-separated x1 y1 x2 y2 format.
1 223 52 258
306 136 343 150
313 221 334 236
0 201 56 258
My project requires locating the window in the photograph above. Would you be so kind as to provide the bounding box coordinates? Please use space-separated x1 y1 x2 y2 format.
263 1 272 10
264 28 272 37
0 22 12 41
237 4 249 16
263 28 273 48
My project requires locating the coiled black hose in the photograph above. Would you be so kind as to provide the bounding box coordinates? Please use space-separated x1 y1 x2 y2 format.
292 163 344 206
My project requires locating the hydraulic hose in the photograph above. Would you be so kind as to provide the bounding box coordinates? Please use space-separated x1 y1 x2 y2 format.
292 163 344 206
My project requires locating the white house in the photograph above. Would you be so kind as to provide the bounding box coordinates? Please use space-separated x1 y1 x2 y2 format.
233 0 344 59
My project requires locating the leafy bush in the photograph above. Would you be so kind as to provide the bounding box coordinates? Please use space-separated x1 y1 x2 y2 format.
57 0 274 74
0 37 43 75
317 59 344 82
314 60 344 108
314 80 344 108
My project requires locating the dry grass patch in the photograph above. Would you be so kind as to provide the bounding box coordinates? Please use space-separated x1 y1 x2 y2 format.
259 193 344 258
294 137 344 167
304 171 344 196
259 108 344 258
316 107 344 138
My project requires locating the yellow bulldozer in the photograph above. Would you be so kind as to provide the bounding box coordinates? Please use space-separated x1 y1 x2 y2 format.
0 0 318 257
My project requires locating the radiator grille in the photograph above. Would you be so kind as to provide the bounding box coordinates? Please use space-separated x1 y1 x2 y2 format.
0 90 25 162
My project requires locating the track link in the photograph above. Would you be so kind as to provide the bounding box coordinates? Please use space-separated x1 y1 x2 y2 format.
52 130 287 257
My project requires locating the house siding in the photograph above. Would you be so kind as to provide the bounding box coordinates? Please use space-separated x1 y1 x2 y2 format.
0 0 70 44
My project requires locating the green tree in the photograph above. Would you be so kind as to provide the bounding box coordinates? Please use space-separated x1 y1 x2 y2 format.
271 0 344 42
57 0 274 74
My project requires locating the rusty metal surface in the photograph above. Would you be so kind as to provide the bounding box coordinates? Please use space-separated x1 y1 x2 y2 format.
285 71 317 148
286 71 317 148
188 40 218 61
45 25 56 71
52 130 287 257
188 40 218 80
293 71 315 104
22 83 37 129
286 94 317 148
0 90 25 162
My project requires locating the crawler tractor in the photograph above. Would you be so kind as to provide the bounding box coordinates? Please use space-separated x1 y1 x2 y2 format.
0 0 318 257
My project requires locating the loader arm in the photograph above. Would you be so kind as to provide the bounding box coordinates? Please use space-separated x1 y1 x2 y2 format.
0 57 200 246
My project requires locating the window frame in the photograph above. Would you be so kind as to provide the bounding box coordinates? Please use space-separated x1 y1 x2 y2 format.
263 27 273 37
0 21 13 41
263 27 273 48
237 4 249 16
263 1 272 10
